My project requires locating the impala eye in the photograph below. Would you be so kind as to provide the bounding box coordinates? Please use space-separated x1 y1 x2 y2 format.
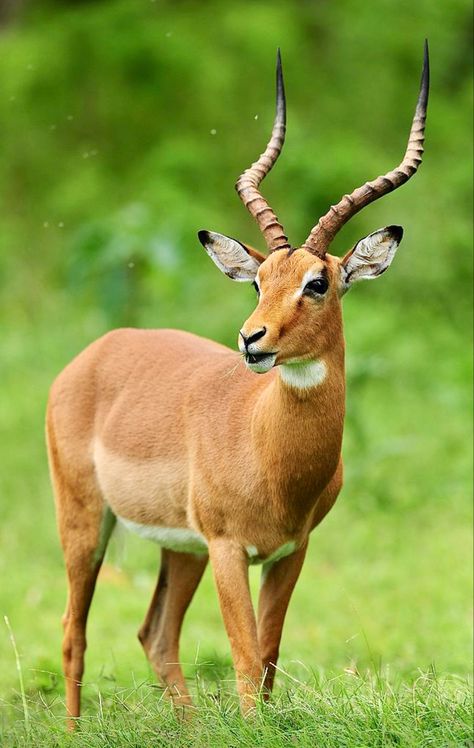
304 277 329 296
252 281 260 296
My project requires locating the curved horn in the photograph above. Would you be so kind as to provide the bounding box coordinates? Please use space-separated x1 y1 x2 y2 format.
303 40 430 258
235 49 291 253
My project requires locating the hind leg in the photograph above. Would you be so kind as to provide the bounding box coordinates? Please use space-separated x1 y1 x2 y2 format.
48 420 114 728
60 503 114 729
61 540 103 728
138 549 208 708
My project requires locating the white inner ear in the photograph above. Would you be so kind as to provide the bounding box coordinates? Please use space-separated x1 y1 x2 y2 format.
341 227 400 288
201 231 261 281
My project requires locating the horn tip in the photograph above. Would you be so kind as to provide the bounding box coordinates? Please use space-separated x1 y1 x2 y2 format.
275 47 286 124
423 38 430 74
276 47 283 82
419 38 430 110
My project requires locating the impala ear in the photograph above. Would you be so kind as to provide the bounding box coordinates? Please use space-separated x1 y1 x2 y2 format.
340 225 403 293
198 230 265 281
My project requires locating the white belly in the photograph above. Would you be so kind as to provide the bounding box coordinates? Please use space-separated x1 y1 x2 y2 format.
119 517 208 554
119 516 296 565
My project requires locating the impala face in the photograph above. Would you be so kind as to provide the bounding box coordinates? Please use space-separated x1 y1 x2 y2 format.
198 225 403 374
239 249 341 373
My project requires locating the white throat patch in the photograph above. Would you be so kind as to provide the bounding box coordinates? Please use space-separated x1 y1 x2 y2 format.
279 359 327 390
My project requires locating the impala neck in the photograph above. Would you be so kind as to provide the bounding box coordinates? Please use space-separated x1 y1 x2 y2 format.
251 339 345 507
277 338 345 403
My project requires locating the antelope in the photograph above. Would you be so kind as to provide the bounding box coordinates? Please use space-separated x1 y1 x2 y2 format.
46 43 429 725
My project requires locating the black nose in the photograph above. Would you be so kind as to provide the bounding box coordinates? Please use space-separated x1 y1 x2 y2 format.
240 327 267 349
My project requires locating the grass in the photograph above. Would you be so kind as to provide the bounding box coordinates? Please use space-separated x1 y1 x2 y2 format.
1 668 472 747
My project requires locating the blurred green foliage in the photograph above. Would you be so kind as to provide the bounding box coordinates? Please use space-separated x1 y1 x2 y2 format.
0 0 472 329
0 0 472 733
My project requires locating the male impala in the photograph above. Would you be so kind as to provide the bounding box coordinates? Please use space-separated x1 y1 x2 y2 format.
46 44 429 724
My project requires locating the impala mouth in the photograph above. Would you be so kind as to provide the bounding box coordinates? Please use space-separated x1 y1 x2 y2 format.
244 352 277 373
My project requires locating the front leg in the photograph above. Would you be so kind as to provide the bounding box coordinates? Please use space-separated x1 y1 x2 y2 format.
208 538 262 714
257 542 307 695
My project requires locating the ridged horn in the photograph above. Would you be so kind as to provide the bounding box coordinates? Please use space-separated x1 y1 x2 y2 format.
302 40 430 258
235 49 291 253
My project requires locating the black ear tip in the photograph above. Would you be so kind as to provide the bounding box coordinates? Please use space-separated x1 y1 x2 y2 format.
198 230 210 246
387 225 404 242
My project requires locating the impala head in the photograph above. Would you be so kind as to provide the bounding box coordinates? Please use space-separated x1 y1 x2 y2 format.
199 45 429 374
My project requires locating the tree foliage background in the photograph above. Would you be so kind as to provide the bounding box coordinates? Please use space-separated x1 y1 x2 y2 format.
1 0 472 330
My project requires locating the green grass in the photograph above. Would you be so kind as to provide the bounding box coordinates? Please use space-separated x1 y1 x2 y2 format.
2 670 472 748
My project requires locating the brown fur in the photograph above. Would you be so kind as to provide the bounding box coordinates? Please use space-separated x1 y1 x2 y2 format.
46 248 367 725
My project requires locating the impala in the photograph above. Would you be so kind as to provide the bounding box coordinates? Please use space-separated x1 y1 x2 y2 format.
46 44 429 725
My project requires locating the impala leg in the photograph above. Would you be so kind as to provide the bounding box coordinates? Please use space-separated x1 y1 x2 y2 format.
139 549 208 709
47 414 113 730
61 548 103 728
257 542 307 697
208 539 261 714
58 500 111 729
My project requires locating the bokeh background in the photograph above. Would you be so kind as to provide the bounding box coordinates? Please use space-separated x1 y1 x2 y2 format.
0 0 472 734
